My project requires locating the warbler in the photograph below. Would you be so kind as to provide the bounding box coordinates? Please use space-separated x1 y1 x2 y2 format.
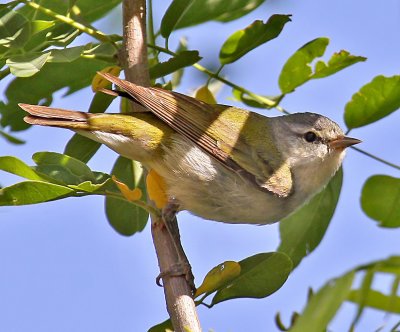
19 73 360 224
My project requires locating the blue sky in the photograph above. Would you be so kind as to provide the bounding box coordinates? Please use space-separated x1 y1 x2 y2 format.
1 0 400 331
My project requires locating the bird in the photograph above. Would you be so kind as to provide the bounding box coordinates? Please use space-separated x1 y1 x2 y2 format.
19 73 360 224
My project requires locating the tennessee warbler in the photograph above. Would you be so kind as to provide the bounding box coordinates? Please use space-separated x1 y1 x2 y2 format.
20 73 360 224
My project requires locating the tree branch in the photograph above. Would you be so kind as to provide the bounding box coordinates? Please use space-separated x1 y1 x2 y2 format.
120 1 201 331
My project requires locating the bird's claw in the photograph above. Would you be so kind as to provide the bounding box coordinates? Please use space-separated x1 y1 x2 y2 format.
156 262 196 295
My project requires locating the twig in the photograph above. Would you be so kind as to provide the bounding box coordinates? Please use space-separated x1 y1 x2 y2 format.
21 0 116 46
121 1 201 331
351 146 400 171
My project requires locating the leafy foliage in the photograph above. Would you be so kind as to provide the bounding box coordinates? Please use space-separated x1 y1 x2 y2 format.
361 175 400 228
210 252 292 305
278 38 366 93
161 0 265 33
149 50 201 79
219 15 291 64
345 75 400 129
278 168 343 267
0 152 112 206
289 271 355 332
105 157 148 236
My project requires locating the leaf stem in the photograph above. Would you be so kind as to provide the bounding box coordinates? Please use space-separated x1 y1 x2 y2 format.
101 190 161 216
0 67 11 80
20 0 118 47
351 146 400 171
73 189 159 215
147 0 157 53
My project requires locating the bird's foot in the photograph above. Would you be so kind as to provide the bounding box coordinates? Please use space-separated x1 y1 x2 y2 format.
162 197 180 222
154 199 195 295
156 261 196 294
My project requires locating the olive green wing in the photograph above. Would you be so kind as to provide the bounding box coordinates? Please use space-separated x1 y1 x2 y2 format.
100 73 292 197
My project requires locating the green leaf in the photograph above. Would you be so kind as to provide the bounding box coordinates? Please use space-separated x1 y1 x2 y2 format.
2 57 107 131
105 157 148 236
32 151 95 181
195 261 241 297
44 25 80 48
0 129 25 144
312 50 366 79
171 38 188 88
173 0 265 30
17 0 121 24
75 0 122 23
0 156 46 181
344 75 400 129
85 43 118 63
278 38 365 94
350 268 375 328
361 175 400 228
64 135 102 163
33 164 86 185
232 88 282 109
211 252 292 305
347 289 400 314
0 181 75 206
160 0 195 39
289 271 355 332
17 0 68 20
370 256 400 275
0 8 30 49
279 38 329 93
147 318 173 332
149 50 201 80
0 101 30 131
30 20 55 34
6 57 108 99
48 45 86 63
278 168 343 267
69 178 111 193
219 15 291 64
0 3 18 10
6 52 51 77
88 90 116 113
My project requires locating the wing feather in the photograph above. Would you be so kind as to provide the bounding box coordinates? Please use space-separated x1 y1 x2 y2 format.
99 73 292 197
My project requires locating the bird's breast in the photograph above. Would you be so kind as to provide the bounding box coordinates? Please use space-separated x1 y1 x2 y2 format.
156 135 300 224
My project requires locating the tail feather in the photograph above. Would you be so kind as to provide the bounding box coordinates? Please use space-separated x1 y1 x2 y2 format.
19 103 92 130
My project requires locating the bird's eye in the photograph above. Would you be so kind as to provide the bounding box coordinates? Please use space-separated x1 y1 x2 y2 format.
304 131 317 143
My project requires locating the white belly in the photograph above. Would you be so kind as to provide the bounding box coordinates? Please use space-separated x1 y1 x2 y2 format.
157 135 298 224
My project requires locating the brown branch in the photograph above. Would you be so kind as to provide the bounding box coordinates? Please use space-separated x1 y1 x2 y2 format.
121 0 149 85
120 1 201 331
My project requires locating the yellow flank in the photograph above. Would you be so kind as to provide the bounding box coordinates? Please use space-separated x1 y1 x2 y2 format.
88 112 173 152
146 169 169 209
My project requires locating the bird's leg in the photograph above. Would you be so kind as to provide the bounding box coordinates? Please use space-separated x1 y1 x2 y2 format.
146 170 195 294
156 198 196 295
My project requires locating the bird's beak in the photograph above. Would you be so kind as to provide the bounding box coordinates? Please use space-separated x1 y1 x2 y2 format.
329 136 362 150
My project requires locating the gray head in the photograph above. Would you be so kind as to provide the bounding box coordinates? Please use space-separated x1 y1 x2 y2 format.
271 112 360 167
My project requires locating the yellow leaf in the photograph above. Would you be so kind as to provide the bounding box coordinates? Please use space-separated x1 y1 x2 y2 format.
195 85 217 104
92 66 121 92
195 261 241 297
112 175 142 201
146 169 168 209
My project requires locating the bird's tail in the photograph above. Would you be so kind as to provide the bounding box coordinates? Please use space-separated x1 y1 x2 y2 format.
19 103 94 130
